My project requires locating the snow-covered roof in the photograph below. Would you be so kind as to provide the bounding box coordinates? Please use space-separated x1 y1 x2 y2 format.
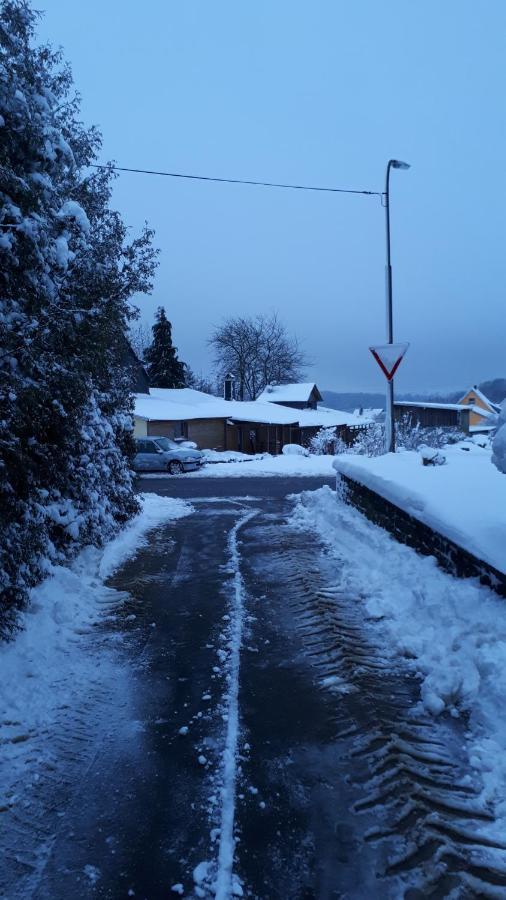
148 387 220 406
298 408 370 428
395 401 468 412
471 406 495 420
134 393 299 425
256 382 322 404
459 386 497 411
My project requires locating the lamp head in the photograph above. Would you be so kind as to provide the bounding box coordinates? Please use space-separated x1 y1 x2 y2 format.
391 159 410 170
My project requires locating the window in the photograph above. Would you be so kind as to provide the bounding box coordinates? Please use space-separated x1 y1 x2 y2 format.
144 440 159 454
154 437 178 451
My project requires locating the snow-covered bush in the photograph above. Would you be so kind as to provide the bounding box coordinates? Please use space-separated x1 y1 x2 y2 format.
352 423 385 457
309 426 348 455
419 446 446 467
282 444 309 457
492 401 506 474
348 415 466 458
0 1 157 620
396 415 465 451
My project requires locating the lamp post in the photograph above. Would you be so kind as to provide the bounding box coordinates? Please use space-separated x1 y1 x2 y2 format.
384 159 410 453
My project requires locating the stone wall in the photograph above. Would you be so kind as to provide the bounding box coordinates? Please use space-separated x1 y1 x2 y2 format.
338 473 506 598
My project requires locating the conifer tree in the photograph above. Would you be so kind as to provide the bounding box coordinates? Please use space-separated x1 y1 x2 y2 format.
144 307 187 388
0 0 158 618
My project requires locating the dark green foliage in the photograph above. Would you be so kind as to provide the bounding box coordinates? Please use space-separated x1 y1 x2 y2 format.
0 0 158 618
144 307 187 388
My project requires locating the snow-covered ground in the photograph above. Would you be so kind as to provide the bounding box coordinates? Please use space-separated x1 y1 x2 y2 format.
0 494 192 808
292 486 506 825
141 452 336 479
333 442 506 575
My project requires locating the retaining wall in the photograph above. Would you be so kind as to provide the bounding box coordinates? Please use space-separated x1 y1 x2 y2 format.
338 473 506 598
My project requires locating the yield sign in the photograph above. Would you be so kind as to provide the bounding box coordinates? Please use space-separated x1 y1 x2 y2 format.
369 342 409 381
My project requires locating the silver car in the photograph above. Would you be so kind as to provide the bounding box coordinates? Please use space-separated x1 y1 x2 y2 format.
134 436 204 474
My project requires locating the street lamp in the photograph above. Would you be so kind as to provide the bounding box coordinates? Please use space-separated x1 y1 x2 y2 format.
384 158 410 453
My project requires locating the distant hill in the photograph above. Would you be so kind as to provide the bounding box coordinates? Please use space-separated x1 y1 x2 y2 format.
321 391 386 412
322 378 506 413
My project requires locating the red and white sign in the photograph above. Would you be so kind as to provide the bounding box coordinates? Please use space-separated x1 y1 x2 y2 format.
369 342 409 381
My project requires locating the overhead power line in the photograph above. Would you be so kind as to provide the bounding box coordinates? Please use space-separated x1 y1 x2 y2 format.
90 163 381 197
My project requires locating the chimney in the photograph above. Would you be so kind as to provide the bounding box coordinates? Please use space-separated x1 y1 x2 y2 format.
224 373 235 401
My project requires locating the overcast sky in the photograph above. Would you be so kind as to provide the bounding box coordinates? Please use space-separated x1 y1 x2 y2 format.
37 1 505 393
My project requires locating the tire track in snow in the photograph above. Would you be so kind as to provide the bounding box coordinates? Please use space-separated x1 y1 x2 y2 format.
213 510 257 900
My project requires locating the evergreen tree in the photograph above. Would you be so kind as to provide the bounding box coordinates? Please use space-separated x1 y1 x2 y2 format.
0 0 158 620
144 307 187 388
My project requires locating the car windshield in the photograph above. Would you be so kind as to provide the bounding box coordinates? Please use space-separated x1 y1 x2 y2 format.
154 437 178 451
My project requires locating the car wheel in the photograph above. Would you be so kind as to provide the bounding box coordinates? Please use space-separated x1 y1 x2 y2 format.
168 460 184 475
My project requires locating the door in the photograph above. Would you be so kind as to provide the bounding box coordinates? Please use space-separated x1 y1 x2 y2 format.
137 440 161 470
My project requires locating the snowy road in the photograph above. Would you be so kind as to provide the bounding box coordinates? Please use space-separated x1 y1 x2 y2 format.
6 478 506 898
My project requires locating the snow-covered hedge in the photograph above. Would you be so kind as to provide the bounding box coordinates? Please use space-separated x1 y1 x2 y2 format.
345 416 466 458
0 1 157 621
492 401 506 475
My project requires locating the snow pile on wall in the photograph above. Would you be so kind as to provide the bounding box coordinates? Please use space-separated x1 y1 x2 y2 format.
333 445 506 575
492 401 506 474
292 487 506 814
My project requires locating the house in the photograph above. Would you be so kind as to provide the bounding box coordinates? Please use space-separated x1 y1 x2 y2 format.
256 382 370 446
458 386 501 432
394 401 471 432
134 389 299 454
256 382 323 410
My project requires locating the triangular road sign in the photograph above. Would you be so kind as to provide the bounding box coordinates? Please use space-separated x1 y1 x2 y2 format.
369 342 409 381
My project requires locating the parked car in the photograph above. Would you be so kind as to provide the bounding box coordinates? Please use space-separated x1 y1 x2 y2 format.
133 436 204 474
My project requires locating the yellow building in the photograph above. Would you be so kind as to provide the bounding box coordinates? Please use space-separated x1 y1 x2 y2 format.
458 386 501 431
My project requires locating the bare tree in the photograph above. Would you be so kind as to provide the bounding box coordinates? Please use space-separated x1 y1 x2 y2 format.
185 368 218 395
128 320 152 362
209 313 307 400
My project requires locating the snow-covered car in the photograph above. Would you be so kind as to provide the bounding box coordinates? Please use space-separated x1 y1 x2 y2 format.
133 437 204 474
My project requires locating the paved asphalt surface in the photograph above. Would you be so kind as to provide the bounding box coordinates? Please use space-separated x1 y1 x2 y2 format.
9 475 506 899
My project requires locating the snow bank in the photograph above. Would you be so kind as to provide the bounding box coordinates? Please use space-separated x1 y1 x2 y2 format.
0 494 192 804
202 449 266 464
333 444 506 575
492 401 506 475
187 453 335 478
292 487 506 815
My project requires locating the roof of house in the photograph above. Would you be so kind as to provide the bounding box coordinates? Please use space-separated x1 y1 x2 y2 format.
395 401 468 412
134 393 299 426
459 386 498 411
256 382 323 404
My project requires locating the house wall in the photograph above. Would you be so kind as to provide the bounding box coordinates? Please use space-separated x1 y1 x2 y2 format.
459 390 491 427
147 418 227 449
272 400 312 411
394 405 470 432
225 422 295 454
147 420 177 439
187 419 226 450
134 416 148 437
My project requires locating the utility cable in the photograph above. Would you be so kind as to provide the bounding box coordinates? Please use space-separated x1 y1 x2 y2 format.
90 163 382 197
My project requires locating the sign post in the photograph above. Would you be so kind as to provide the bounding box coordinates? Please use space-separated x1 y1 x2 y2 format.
369 342 409 452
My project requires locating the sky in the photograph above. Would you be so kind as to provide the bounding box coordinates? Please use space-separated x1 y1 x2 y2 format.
36 1 506 394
